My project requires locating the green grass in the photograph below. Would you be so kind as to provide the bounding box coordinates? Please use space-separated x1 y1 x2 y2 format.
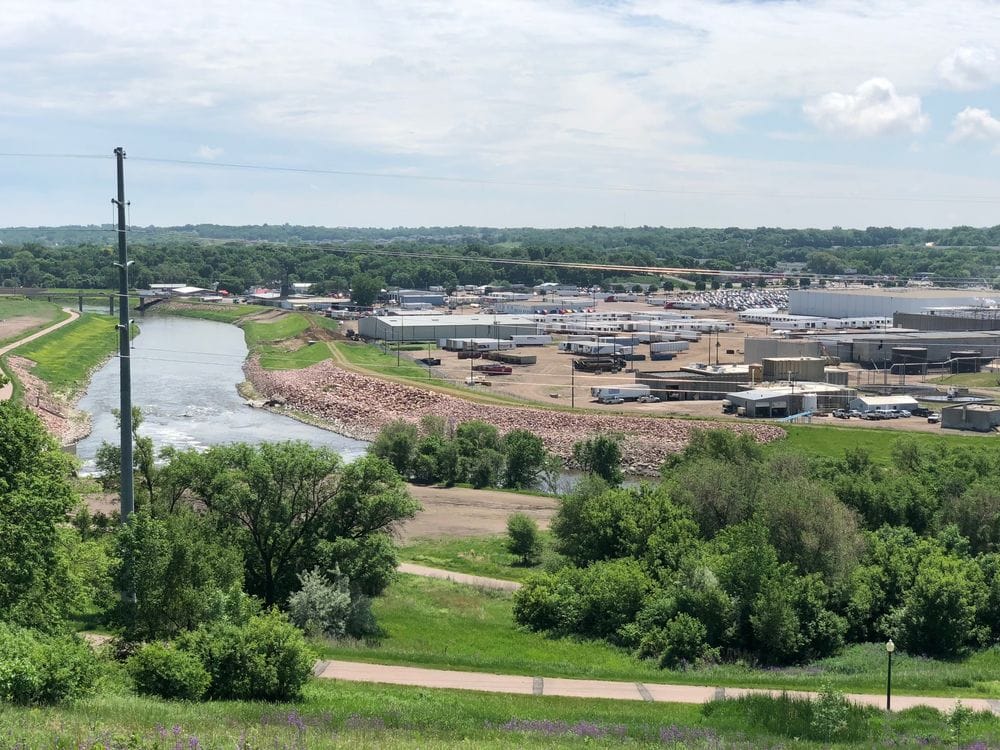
258 340 333 370
399 535 548 582
318 574 1000 698
0 298 67 346
242 313 312 347
333 341 437 378
6 313 119 395
773 423 990 463
931 371 1000 387
6 671 994 749
157 303 259 323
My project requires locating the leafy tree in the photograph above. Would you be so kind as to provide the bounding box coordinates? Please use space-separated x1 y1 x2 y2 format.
939 481 1000 555
349 273 383 306
506 513 541 565
111 510 244 640
0 401 79 630
171 443 417 606
895 551 988 658
370 420 418 478
552 482 699 570
502 429 546 489
572 433 624 486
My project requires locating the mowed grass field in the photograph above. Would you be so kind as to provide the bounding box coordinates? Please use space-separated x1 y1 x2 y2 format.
399 534 549 582
158 302 260 323
774 423 991 462
8 312 119 395
317 573 1000 699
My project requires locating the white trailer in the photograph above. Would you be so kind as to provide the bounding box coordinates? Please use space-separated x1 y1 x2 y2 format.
590 385 651 402
509 334 552 346
650 340 690 353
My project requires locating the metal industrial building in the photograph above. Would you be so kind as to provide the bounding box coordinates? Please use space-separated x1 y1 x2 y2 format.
358 314 540 342
789 288 995 318
941 403 1000 432
724 383 853 417
814 331 1000 367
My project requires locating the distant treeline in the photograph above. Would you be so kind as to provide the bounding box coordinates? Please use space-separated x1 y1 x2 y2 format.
1 224 999 291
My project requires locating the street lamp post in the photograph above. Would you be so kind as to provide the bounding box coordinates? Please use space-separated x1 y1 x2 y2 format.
885 639 895 712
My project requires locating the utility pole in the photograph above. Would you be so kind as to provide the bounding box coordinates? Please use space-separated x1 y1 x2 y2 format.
113 147 135 531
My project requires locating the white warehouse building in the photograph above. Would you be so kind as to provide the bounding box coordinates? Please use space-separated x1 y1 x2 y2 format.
789 288 995 318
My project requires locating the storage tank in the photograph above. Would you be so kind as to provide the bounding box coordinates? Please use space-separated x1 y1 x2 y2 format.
950 350 982 374
801 393 818 413
891 346 927 375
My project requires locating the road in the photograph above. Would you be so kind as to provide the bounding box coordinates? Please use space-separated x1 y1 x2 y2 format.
314 659 1000 714
0 308 80 401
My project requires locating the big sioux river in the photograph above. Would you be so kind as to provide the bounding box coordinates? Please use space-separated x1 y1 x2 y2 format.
74 316 369 473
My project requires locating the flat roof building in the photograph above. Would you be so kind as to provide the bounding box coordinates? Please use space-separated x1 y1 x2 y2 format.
790 288 996 318
358 314 539 342
941 403 1000 432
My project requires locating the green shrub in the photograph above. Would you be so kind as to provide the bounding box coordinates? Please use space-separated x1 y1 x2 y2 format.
506 513 541 566
287 568 351 638
655 614 719 669
127 643 210 700
178 610 313 701
512 570 583 634
0 623 96 705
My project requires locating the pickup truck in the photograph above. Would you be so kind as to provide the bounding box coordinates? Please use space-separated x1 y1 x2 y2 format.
599 396 625 405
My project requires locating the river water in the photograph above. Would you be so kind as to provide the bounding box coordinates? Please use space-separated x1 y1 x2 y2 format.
74 316 368 473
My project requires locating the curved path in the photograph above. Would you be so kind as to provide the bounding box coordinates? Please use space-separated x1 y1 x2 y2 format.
0 308 80 401
397 562 521 591
314 659 1000 715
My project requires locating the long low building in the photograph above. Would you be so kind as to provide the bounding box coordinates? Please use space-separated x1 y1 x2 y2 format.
359 314 540 342
790 288 996 318
725 383 854 417
815 331 1000 367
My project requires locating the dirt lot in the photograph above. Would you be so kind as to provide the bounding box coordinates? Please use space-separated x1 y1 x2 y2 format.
0 315 48 342
399 484 558 541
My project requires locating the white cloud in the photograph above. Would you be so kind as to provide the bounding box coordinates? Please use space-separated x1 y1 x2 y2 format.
949 107 1000 149
938 46 1000 90
803 78 929 137
196 145 224 160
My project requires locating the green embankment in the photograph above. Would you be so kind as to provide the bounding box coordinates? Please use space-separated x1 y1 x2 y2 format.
773 423 989 462
317 573 1000 699
156 302 259 323
6 313 119 396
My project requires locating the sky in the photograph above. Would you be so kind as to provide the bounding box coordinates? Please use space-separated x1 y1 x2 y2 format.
2 0 1000 229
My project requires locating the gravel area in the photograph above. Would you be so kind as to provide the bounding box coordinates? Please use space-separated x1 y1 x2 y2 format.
245 358 785 476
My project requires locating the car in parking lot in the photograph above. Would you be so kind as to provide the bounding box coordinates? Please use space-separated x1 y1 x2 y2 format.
832 409 850 419
637 394 661 403
600 396 625 405
927 413 941 424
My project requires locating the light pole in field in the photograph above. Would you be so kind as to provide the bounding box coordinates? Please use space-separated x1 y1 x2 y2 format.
885 639 895 712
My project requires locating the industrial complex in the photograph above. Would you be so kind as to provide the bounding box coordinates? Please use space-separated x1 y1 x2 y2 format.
319 285 1000 433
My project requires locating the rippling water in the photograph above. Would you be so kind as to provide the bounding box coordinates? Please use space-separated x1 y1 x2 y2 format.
74 315 368 472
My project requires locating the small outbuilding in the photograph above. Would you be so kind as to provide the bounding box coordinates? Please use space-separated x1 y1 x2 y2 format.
848 395 919 413
941 403 1000 432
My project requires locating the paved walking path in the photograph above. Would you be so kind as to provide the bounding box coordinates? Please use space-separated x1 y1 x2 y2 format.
314 659 1000 715
0 308 80 401
397 562 522 591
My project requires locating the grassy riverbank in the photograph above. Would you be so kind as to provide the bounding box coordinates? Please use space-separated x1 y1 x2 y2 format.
5 313 119 396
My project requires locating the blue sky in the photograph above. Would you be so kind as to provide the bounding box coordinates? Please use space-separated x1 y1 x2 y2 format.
2 0 1000 229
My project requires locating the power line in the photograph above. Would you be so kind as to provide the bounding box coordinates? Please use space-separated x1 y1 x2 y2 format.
5 150 1000 205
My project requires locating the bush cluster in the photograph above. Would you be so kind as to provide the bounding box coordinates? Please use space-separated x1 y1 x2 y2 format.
0 623 97 705
372 418 549 490
515 430 1000 666
128 610 313 701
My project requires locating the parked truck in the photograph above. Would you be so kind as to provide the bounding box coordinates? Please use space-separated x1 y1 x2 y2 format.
590 385 651 403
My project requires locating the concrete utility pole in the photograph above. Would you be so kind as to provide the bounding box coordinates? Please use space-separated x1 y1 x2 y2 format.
113 147 135 529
